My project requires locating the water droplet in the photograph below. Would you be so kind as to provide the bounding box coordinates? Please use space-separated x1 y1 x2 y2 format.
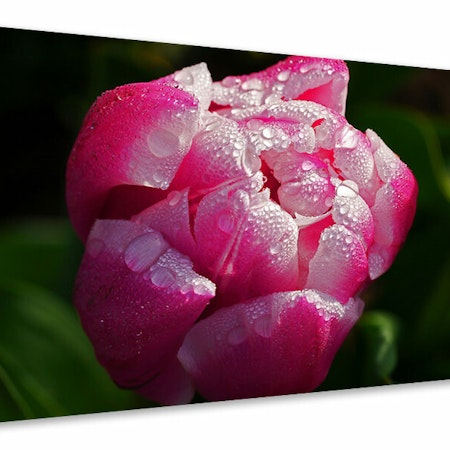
217 211 235 233
264 93 281 104
269 241 283 255
124 231 168 273
344 235 353 244
246 119 264 131
339 203 350 215
262 126 275 139
203 116 221 131
325 196 334 208
277 70 290 82
192 280 214 296
147 128 180 158
221 76 239 88
254 315 273 338
174 69 194 86
149 266 176 288
301 160 315 171
167 190 183 206
241 78 264 91
230 189 250 211
335 125 358 149
227 326 247 345
336 180 359 198
152 170 165 184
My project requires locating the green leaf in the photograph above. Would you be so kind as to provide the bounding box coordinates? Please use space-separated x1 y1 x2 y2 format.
356 311 400 385
415 253 450 349
0 279 146 422
0 219 83 299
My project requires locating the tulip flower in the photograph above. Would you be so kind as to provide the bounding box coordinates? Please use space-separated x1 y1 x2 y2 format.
66 55 418 405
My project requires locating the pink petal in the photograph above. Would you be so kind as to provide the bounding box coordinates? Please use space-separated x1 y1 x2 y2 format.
264 150 335 217
305 224 369 303
136 357 195 406
66 81 201 242
132 187 197 260
332 180 374 249
193 173 299 307
332 125 380 206
178 290 363 401
158 62 213 110
297 215 334 288
172 113 261 191
73 219 215 402
212 56 349 115
367 130 418 279
224 100 348 152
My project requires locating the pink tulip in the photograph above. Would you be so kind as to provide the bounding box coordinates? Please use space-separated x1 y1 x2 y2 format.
66 55 418 405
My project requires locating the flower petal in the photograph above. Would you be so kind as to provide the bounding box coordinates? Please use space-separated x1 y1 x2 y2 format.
73 219 215 400
212 56 349 114
158 62 213 110
178 290 363 401
305 224 369 303
66 81 201 242
366 130 418 279
132 187 197 260
136 357 195 406
193 173 299 307
172 113 261 191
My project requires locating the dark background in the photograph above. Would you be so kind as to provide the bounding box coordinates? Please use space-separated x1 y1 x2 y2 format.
0 26 449 422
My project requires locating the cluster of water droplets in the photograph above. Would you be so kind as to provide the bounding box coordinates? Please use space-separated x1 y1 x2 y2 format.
224 300 278 347
319 224 359 262
172 63 213 110
300 289 346 321
123 229 214 298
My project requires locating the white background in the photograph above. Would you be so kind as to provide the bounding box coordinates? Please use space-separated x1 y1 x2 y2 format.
1 1 449 448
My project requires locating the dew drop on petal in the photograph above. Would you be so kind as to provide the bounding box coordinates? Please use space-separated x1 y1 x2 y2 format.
192 280 214 296
241 78 264 91
336 180 359 198
339 203 350 215
254 315 273 338
174 69 194 86
269 241 283 255
262 126 275 139
152 170 165 184
217 211 235 234
277 70 291 82
167 190 183 206
344 235 353 244
124 231 168 273
230 189 250 211
227 326 247 345
147 128 180 158
149 266 176 288
301 160 315 171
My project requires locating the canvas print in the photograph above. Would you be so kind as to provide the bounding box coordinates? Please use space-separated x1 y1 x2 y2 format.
0 26 449 422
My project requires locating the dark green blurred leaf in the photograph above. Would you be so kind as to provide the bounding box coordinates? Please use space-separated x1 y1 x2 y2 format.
0 219 82 299
0 279 144 422
416 254 450 348
357 311 400 385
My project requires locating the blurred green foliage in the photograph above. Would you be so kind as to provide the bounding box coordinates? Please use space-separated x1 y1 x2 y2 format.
0 26 449 421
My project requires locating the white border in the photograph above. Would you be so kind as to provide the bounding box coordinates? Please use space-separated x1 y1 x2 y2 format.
1 381 449 448
1 1 450 69
0 1 448 448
